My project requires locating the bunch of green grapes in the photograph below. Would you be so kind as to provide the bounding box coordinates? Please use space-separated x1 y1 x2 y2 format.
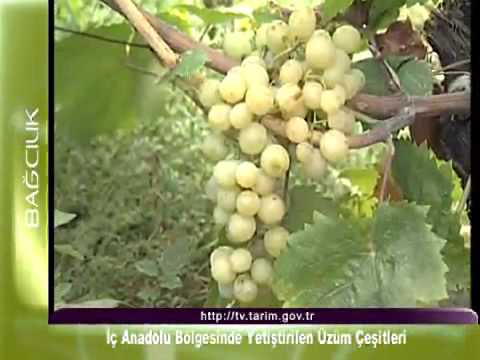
199 5 366 304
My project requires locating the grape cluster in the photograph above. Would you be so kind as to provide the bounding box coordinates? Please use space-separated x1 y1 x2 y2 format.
199 6 366 304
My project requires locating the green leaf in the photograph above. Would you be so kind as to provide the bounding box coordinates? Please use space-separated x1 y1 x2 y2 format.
392 141 470 291
353 58 393 96
273 203 448 307
398 60 433 95
252 7 282 24
55 25 152 142
322 0 355 21
157 12 192 32
284 186 339 232
369 0 406 29
340 167 379 196
54 244 85 261
175 5 248 25
54 209 77 228
159 238 193 290
171 49 209 79
134 259 159 277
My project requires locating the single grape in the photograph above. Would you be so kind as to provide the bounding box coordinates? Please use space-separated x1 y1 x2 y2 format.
241 63 270 88
328 107 355 134
213 160 239 188
255 24 270 49
288 5 316 41
201 132 228 161
213 206 232 226
211 257 236 284
279 59 304 85
323 65 346 88
312 29 331 40
253 170 276 196
219 72 247 104
236 190 261 216
251 258 274 286
210 246 234 265
227 213 256 243
199 79 221 108
208 103 232 131
302 81 323 110
229 248 253 273
286 116 310 143
260 144 290 178
305 35 336 69
245 85 275 115
296 142 314 162
217 186 240 212
235 161 259 188
319 129 349 163
343 68 366 99
319 89 343 114
242 54 266 68
276 83 306 117
249 238 268 258
223 31 253 60
332 25 362 54
264 226 289 257
238 122 268 155
302 148 327 180
233 274 258 303
230 102 254 129
335 48 352 72
266 20 290 54
257 194 286 225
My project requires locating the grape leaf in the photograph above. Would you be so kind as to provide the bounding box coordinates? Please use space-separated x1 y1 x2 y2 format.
134 259 159 277
252 7 282 24
54 244 85 261
273 203 448 307
171 49 209 79
340 167 379 196
159 238 193 290
352 58 393 96
175 5 248 25
322 0 355 21
284 186 339 232
369 0 407 29
54 209 77 228
392 140 470 291
398 60 433 95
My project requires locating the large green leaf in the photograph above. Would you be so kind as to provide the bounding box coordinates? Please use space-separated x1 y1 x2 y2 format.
55 25 152 142
273 203 448 307
284 186 339 232
175 5 248 25
352 58 393 96
369 0 407 29
322 0 355 21
398 60 433 95
392 141 470 291
171 49 209 79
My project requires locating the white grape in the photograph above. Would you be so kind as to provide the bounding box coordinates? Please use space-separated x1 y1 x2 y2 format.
208 103 232 131
229 248 253 273
227 213 256 243
219 72 247 104
217 186 240 212
241 63 269 88
266 20 290 54
305 35 336 69
229 102 253 129
288 6 316 41
213 160 239 188
199 79 222 108
328 107 355 134
279 59 304 85
302 148 327 180
332 25 362 54
264 226 289 258
257 194 286 225
201 132 228 161
302 81 323 110
238 122 268 155
245 85 275 116
285 116 310 143
319 129 349 163
296 142 314 162
235 161 258 188
233 274 258 303
260 144 290 178
253 170 276 196
211 257 236 284
251 258 274 286
210 246 234 265
223 31 253 60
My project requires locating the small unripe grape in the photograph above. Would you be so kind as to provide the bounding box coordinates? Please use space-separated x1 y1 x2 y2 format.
286 116 310 143
229 248 253 273
201 133 228 161
227 213 256 243
257 194 286 225
288 6 316 41
343 68 366 99
320 89 343 114
208 103 232 131
213 206 232 226
260 144 290 178
242 54 266 68
303 149 327 180
199 79 221 108
210 246 234 265
233 274 258 303
335 48 352 72
236 161 258 188
217 186 240 212
328 107 355 134
279 59 304 84
251 258 274 285
238 123 268 155
214 160 239 188
211 257 236 284
332 25 362 54
306 35 336 69
253 170 276 196
236 190 261 216
264 226 289 257
255 23 270 49
229 102 253 129
296 142 314 162
219 72 247 104
323 65 346 88
241 63 269 88
266 20 290 54
218 282 234 299
245 85 275 115
320 129 349 163
302 81 323 110
223 31 253 60
205 176 219 201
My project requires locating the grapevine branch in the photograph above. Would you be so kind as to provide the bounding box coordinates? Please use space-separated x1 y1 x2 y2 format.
99 0 471 148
